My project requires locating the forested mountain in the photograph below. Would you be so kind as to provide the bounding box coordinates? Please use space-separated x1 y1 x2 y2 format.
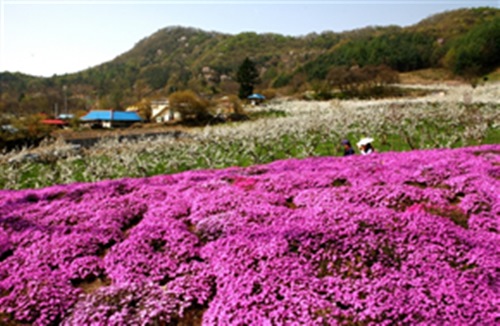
1 7 499 116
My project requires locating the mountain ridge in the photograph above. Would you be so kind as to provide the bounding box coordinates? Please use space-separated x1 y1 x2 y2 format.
1 7 499 116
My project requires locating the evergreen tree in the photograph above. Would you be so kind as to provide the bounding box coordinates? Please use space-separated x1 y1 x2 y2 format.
236 57 260 99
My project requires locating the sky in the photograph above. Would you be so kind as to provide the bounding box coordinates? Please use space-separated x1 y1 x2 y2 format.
1 0 498 77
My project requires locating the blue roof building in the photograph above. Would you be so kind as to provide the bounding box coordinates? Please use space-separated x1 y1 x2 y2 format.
81 110 142 128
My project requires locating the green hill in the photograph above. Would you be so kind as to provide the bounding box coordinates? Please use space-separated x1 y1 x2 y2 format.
1 7 499 116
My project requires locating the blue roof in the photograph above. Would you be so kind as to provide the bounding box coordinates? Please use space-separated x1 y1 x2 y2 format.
80 110 142 122
248 93 265 100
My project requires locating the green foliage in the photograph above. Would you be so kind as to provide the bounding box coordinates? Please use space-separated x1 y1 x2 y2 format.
220 32 261 53
141 65 169 90
445 17 500 80
304 30 436 80
305 32 342 49
236 58 260 99
412 7 500 39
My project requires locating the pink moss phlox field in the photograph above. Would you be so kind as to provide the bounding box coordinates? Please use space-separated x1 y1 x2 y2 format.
0 145 499 325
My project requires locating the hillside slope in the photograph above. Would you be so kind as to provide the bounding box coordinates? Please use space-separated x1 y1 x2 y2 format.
0 7 499 115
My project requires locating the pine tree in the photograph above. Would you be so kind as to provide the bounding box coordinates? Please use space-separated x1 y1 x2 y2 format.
236 57 260 99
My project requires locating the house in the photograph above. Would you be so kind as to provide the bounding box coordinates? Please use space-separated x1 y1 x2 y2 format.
150 99 181 123
152 106 181 123
151 99 168 117
125 106 139 112
126 99 179 123
80 110 142 128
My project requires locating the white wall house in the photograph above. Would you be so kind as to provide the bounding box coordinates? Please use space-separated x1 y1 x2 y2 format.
151 99 181 122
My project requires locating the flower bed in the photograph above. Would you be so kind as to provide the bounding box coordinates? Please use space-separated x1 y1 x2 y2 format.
0 145 499 325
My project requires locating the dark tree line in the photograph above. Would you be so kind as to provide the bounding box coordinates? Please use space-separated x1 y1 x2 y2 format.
444 17 500 80
304 31 437 81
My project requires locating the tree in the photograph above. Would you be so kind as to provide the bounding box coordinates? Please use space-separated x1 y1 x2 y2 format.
236 57 260 99
168 90 210 121
444 17 500 84
135 99 153 122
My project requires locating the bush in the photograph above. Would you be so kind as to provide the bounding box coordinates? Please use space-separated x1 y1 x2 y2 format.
168 90 211 121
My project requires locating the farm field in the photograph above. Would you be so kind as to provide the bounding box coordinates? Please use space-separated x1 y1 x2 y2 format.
0 144 498 324
0 83 499 190
0 82 499 325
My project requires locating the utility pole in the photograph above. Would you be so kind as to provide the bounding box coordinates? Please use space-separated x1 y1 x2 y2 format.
54 103 59 118
63 85 68 114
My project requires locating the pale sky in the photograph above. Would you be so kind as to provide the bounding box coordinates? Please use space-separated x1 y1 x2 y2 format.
1 0 498 77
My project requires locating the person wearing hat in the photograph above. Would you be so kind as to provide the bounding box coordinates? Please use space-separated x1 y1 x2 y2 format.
341 139 355 156
357 137 375 155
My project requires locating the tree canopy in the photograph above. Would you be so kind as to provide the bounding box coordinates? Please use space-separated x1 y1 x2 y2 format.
236 57 260 99
444 17 500 80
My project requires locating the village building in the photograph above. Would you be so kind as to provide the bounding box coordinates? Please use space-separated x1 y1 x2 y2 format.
248 93 266 106
41 119 67 128
150 99 181 123
80 110 142 128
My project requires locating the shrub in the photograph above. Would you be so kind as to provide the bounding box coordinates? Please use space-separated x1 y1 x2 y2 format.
168 90 211 121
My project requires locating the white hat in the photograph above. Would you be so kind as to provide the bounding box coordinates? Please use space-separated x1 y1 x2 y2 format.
357 137 374 147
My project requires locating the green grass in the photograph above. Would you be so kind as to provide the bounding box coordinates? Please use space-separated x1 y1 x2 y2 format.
484 128 500 144
247 109 287 120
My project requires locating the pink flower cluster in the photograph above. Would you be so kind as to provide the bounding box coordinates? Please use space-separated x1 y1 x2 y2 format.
0 145 498 325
